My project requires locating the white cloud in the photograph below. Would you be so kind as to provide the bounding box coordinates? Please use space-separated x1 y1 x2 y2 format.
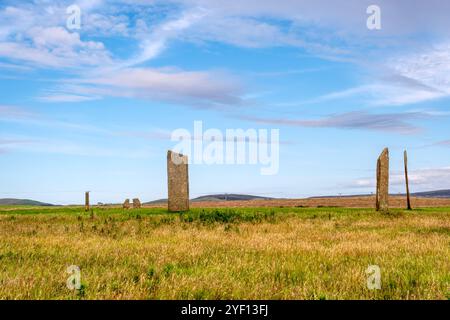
82 13 130 36
299 42 450 107
0 3 245 106
0 4 112 69
120 8 208 68
75 0 105 12
37 93 100 103
3 0 450 108
320 83 447 107
384 43 450 104
51 67 243 106
3 0 450 69
30 26 104 50
0 61 33 72
172 0 450 36
0 26 111 68
352 166 450 192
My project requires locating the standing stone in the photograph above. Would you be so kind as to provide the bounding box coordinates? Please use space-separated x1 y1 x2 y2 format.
132 198 141 209
404 150 412 210
376 148 389 212
85 191 90 212
123 199 130 210
167 150 189 212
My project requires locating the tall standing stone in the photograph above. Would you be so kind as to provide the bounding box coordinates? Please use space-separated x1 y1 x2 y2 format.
167 150 189 212
85 191 90 212
376 148 389 212
404 150 412 210
123 199 130 210
132 198 141 209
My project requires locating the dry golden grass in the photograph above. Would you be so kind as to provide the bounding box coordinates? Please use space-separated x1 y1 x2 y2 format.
0 206 449 300
181 196 450 209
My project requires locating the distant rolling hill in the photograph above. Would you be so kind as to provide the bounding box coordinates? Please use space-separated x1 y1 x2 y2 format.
193 194 274 202
145 194 274 205
146 190 450 205
310 189 450 199
4 190 450 207
0 198 54 206
411 189 450 198
144 198 168 205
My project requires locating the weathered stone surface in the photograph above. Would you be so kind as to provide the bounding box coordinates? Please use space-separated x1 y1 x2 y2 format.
132 198 141 209
85 191 90 212
376 148 389 212
123 199 130 210
167 150 189 212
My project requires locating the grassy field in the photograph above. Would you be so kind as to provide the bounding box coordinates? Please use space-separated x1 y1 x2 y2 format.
0 206 449 300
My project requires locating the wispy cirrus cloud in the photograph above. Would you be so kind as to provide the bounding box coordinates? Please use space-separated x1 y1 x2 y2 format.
308 83 446 107
37 93 101 103
0 138 36 146
3 0 450 109
431 140 450 148
0 105 113 135
0 3 245 106
0 136 38 155
171 0 450 36
384 43 450 105
121 8 208 68
301 43 450 107
0 105 34 119
3 0 450 69
237 111 436 134
44 67 244 106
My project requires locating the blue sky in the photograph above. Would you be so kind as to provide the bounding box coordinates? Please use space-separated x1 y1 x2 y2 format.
1 0 450 204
